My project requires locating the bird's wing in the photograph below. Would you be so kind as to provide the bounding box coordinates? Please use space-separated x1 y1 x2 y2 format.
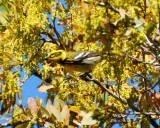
63 51 100 65
72 51 100 61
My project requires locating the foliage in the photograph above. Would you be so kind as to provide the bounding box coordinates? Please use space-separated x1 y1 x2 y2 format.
0 0 160 127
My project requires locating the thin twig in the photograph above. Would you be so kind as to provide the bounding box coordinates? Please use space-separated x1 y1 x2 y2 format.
116 43 160 66
105 111 160 115
41 32 61 47
84 73 158 127
144 79 160 92
0 121 29 127
140 45 156 64
144 0 147 18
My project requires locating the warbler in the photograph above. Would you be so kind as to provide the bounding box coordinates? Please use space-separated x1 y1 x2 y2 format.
45 50 103 73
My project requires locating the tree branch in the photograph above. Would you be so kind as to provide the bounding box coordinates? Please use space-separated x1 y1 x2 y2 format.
116 43 160 66
144 79 160 92
0 121 29 127
85 73 159 128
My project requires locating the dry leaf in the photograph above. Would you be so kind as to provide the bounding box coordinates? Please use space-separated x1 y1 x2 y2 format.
37 85 54 92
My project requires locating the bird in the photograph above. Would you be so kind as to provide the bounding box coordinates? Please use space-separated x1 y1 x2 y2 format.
45 50 103 73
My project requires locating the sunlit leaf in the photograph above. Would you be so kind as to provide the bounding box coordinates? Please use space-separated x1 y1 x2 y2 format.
119 9 126 18
44 122 55 127
81 112 97 125
0 11 8 26
41 105 50 117
100 92 108 106
134 17 144 32
54 95 60 110
147 0 157 10
61 105 70 124
47 105 63 121
28 97 38 116
146 22 154 35
125 29 132 36
35 96 41 107
73 119 82 127
0 2 9 14
67 106 80 113
37 84 54 92
46 99 52 110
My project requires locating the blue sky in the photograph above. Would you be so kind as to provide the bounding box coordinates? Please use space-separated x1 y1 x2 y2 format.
1 1 158 127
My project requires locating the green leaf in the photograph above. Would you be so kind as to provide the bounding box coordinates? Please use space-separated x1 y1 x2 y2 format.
48 105 64 121
35 96 41 107
44 122 55 128
0 11 8 26
0 2 9 14
124 29 132 36
54 95 65 111
59 99 65 109
15 122 29 128
134 17 144 32
0 25 6 31
46 99 52 110
147 0 157 10
146 22 154 35
81 112 97 125
54 95 60 110
100 92 108 106
41 105 50 117
61 105 69 119
98 120 107 128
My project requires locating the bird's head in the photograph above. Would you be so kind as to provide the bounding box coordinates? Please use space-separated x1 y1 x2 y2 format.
45 50 67 63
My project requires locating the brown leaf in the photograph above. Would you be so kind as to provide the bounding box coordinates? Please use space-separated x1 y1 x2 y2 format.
151 90 160 110
57 17 71 25
0 76 3 90
145 54 154 62
37 84 54 92
123 84 139 89
137 92 142 103
46 4 51 11
72 24 79 29
28 97 38 116
78 34 85 41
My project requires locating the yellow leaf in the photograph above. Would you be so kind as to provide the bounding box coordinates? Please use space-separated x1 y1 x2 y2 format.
1 52 12 60
7 61 24 66
67 106 80 113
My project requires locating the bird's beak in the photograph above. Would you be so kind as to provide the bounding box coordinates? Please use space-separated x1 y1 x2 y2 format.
44 58 49 61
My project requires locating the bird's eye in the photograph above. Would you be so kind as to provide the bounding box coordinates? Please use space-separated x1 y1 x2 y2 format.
50 52 61 57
